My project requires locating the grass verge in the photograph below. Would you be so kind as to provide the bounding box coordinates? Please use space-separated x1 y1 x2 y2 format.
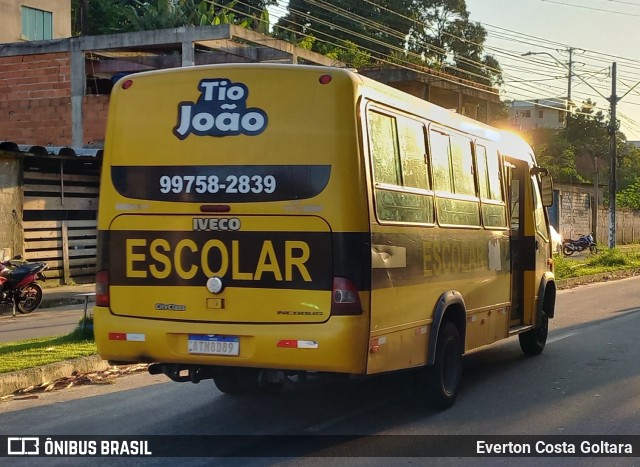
0 318 96 374
554 246 640 279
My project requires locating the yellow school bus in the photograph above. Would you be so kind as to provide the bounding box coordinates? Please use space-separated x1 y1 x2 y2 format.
95 63 556 408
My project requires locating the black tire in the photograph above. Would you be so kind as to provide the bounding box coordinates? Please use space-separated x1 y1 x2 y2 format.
425 322 463 410
16 282 43 314
589 244 598 254
519 313 549 356
213 368 283 395
562 243 574 256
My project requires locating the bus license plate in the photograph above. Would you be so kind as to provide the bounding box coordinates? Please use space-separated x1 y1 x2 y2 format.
188 335 239 356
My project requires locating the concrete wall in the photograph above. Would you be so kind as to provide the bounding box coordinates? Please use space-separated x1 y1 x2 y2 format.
557 184 592 241
0 154 23 258
0 52 72 146
0 0 71 43
556 182 640 245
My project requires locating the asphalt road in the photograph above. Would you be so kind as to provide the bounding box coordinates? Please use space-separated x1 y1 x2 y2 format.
0 277 639 465
0 303 89 342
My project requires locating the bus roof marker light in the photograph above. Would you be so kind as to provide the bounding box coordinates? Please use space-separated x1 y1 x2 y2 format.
319 74 332 85
122 79 134 90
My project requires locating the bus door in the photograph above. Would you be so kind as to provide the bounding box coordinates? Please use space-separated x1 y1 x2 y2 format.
506 157 527 325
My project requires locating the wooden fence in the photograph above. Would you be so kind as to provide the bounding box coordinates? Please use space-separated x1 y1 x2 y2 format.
21 155 100 284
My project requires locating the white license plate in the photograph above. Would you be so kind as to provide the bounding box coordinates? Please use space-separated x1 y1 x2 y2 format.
188 335 239 356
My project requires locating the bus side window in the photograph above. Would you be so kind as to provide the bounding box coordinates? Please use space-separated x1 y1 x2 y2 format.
368 111 400 186
429 130 453 193
367 109 433 225
476 144 507 228
397 117 430 191
429 129 480 227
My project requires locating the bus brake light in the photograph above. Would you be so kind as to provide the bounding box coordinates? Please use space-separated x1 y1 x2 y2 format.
96 270 110 307
331 277 362 315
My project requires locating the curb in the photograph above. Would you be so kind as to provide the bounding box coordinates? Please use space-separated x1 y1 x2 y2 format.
556 268 639 289
40 296 88 309
0 355 110 397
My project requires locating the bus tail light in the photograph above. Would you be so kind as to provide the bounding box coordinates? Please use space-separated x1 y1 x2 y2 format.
331 277 362 315
96 270 110 307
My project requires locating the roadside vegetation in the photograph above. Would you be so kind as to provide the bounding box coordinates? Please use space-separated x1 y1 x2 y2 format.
554 245 640 279
0 317 95 374
2 247 640 375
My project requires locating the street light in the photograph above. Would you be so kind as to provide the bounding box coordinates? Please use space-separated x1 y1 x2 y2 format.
521 50 574 129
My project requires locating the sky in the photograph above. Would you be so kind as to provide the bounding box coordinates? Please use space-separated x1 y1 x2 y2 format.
463 0 640 140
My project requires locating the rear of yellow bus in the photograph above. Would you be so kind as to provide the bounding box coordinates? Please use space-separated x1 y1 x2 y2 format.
95 64 371 390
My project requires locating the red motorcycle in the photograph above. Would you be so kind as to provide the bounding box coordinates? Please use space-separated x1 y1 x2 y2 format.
0 256 48 314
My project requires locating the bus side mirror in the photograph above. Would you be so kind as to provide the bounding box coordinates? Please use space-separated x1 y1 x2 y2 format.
540 174 553 207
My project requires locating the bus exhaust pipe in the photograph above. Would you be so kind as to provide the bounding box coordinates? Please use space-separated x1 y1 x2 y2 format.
148 363 214 384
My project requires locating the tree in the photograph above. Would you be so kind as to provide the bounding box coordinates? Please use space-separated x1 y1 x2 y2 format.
71 0 277 35
71 0 138 35
274 0 501 86
407 0 502 87
534 102 608 184
274 0 413 60
533 100 640 205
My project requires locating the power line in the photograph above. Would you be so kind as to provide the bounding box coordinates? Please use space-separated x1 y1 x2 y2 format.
232 1 640 130
538 0 640 16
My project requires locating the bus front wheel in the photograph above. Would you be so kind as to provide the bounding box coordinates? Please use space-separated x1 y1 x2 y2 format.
426 322 463 409
519 313 549 356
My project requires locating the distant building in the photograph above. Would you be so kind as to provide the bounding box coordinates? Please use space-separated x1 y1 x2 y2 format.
0 0 71 43
507 98 566 131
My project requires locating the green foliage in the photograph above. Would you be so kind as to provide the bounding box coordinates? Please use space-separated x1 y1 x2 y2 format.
617 178 640 211
123 0 189 31
274 0 500 87
319 40 372 68
71 0 139 35
553 246 640 279
408 0 502 87
72 0 275 34
275 0 414 58
297 35 316 51
0 334 96 374
70 315 95 341
533 100 640 195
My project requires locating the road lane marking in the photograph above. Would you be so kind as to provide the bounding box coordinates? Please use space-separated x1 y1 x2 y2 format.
547 332 578 344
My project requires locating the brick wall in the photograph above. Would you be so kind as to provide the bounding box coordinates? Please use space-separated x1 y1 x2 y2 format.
83 95 109 147
0 52 72 146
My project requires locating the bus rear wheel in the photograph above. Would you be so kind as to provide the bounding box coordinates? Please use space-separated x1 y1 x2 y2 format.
519 313 549 356
425 322 462 409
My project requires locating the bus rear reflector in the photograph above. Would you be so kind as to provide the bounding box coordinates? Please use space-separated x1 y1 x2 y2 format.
331 277 362 316
277 340 319 349
96 270 110 307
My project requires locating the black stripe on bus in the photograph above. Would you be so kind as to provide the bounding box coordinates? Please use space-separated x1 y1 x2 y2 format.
106 230 372 292
111 165 331 203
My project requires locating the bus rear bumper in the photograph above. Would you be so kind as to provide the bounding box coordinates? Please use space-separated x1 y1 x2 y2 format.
94 306 369 375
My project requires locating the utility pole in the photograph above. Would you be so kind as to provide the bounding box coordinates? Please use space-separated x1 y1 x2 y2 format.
566 48 573 136
608 62 617 249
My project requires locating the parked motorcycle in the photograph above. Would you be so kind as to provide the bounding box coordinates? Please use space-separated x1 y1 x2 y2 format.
0 256 48 314
562 233 598 256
